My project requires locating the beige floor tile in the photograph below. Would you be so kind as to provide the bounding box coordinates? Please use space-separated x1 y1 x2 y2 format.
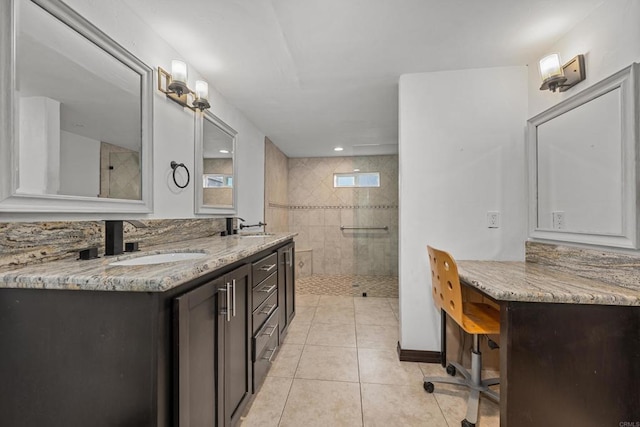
279 379 363 427
318 295 355 307
314 305 356 325
430 386 500 427
295 345 359 382
240 376 292 427
291 305 316 325
267 344 303 378
358 348 423 386
295 294 320 307
353 296 391 309
281 321 311 345
387 297 399 314
356 324 398 350
306 322 357 347
361 383 448 427
355 306 398 326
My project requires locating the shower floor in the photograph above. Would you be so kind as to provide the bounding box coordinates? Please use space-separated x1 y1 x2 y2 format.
296 274 398 298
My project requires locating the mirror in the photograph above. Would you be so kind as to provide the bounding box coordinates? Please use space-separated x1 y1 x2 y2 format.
194 112 237 214
0 0 153 213
527 63 639 248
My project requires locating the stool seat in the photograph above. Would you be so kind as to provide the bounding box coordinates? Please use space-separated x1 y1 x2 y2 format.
462 302 500 335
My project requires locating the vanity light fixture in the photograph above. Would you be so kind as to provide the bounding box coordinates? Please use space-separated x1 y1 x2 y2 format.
158 60 211 111
539 53 586 93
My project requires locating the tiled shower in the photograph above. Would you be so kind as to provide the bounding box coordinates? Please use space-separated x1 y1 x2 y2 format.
265 140 398 297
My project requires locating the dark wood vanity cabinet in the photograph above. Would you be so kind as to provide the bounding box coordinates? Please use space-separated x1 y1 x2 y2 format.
0 239 293 427
174 264 251 427
277 242 295 336
174 276 225 427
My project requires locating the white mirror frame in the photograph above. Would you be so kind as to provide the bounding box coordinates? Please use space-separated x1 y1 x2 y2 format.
0 0 153 213
194 111 238 215
527 63 639 248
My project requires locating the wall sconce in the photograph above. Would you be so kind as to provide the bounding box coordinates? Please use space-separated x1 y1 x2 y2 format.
539 53 586 93
158 60 211 111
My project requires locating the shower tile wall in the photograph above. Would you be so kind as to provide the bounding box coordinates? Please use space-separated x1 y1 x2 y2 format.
203 158 233 206
288 155 398 277
99 142 140 200
264 138 289 232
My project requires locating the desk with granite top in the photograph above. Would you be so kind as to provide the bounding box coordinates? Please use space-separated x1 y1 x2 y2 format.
457 261 640 427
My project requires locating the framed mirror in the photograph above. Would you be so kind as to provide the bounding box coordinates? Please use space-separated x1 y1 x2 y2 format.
0 0 153 213
527 63 639 248
194 111 237 215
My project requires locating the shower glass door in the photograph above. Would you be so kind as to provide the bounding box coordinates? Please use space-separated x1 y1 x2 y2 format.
349 153 399 298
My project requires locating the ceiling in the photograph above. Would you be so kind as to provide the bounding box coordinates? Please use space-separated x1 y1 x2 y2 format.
125 0 605 158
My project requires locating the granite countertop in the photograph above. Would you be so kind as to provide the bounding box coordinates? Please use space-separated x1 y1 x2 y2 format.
457 261 640 306
0 233 296 293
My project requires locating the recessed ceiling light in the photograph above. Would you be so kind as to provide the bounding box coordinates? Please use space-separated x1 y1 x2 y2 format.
219 149 229 154
334 147 344 152
353 169 360 172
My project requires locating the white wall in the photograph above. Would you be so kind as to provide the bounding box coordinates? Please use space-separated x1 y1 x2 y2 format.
59 130 100 198
398 66 528 352
18 96 60 195
528 0 640 117
4 0 265 223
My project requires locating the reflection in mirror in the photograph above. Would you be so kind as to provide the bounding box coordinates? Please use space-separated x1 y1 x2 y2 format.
195 112 237 214
528 63 639 248
536 88 622 234
0 0 152 212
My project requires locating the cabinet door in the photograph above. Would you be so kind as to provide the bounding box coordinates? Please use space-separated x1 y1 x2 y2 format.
285 243 296 324
223 264 252 426
277 247 287 335
174 278 224 427
278 243 296 336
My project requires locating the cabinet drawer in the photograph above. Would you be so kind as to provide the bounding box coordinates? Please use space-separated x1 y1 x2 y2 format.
252 253 278 286
252 272 277 311
253 308 279 361
253 328 278 393
252 291 278 335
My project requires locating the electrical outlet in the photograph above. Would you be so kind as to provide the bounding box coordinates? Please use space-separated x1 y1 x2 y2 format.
487 211 500 228
552 211 565 230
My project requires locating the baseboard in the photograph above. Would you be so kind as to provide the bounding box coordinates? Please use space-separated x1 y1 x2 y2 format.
396 341 442 363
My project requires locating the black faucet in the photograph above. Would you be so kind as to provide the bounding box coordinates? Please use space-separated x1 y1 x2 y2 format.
105 220 147 256
239 221 267 230
225 217 245 235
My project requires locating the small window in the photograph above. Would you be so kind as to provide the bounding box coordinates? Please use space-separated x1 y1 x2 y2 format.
203 174 233 188
333 172 380 188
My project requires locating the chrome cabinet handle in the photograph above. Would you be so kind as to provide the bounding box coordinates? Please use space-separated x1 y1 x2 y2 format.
259 264 276 272
232 279 236 317
262 325 277 337
262 346 278 362
220 284 231 322
260 304 277 317
259 284 277 293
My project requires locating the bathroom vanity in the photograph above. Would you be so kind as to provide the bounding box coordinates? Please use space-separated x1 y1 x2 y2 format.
0 233 295 427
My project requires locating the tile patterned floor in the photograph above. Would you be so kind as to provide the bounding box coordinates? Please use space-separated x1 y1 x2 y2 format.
240 292 500 427
296 275 399 298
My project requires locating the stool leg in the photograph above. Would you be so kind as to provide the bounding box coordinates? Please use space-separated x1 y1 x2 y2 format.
463 335 482 426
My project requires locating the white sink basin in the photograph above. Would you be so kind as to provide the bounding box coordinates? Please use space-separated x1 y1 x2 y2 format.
109 252 208 266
